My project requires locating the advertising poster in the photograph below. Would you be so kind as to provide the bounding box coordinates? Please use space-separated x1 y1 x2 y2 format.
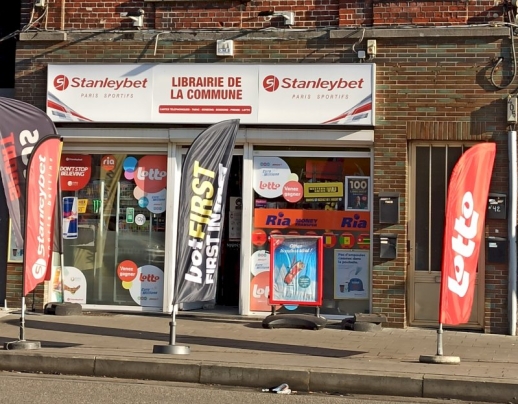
62 266 87 304
303 182 343 202
129 265 164 308
62 196 79 239
116 260 164 308
254 208 370 231
334 250 369 299
250 250 270 311
345 176 370 210
7 219 23 263
269 235 323 306
60 154 92 191
47 64 375 125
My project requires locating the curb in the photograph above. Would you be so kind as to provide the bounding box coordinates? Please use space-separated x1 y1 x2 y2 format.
0 352 517 403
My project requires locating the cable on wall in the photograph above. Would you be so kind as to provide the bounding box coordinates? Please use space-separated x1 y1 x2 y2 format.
490 26 517 90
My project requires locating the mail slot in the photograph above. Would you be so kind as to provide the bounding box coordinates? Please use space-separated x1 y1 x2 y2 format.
487 193 507 220
379 192 399 224
379 233 397 259
486 236 507 264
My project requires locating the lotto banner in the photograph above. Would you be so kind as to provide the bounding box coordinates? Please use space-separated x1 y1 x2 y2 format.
23 135 63 296
0 97 59 248
439 143 496 325
173 119 240 304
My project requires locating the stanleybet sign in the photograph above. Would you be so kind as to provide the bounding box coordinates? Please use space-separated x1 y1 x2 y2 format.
47 64 375 125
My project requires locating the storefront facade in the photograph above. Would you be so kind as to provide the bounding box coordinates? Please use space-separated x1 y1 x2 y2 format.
6 0 516 333
49 60 376 317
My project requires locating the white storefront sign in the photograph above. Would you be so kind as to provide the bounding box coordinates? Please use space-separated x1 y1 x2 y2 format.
47 64 375 125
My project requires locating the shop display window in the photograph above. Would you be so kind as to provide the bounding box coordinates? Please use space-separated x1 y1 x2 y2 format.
54 153 167 308
250 154 371 316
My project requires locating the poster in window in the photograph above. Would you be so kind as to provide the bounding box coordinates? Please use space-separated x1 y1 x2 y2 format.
345 176 370 210
7 219 23 263
334 249 369 299
269 235 323 306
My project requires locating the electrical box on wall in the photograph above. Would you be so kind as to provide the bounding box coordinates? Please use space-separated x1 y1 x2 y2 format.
379 233 397 259
379 192 399 224
486 236 507 264
487 193 507 220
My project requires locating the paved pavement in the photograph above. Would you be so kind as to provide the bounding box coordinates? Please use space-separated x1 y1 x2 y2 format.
0 308 517 403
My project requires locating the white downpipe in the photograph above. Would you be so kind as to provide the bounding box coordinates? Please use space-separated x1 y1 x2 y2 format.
508 130 517 336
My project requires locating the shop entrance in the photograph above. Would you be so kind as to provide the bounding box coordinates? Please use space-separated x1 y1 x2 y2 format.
216 155 242 307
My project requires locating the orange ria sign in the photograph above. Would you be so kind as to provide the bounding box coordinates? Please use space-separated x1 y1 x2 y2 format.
254 209 370 231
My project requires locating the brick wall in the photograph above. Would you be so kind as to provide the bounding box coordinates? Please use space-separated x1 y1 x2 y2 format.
20 0 506 31
5 264 44 311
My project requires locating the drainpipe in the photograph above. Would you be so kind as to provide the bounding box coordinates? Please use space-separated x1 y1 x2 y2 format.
508 129 517 336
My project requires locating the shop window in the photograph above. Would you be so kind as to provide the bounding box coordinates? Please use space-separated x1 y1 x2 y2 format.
54 153 167 308
249 155 371 316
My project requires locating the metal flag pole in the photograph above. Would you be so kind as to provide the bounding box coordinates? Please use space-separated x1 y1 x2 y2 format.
153 303 190 355
5 181 40 350
436 323 443 356
419 322 459 364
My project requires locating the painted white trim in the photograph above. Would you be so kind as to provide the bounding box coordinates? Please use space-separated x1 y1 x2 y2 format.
252 150 370 158
240 144 254 315
63 144 166 154
81 304 162 312
58 126 373 146
58 127 169 142
162 143 178 314
170 128 374 145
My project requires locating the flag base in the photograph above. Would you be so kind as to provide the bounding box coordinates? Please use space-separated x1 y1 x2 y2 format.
4 340 41 350
418 354 460 364
152 344 190 355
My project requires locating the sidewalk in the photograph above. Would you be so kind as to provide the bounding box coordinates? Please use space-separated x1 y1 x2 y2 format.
0 310 517 403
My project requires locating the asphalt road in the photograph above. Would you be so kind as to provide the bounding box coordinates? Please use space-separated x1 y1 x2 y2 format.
0 372 491 404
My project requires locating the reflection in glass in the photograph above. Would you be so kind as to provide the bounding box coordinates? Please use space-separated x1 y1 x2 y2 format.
61 154 166 306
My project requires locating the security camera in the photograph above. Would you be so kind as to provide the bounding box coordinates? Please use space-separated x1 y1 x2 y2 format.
120 9 144 28
258 10 295 26
274 11 294 25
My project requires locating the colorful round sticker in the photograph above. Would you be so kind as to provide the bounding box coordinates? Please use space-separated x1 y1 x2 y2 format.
339 233 355 249
117 260 138 282
282 181 303 203
252 229 268 246
134 155 167 194
323 232 337 248
101 155 116 171
135 214 146 226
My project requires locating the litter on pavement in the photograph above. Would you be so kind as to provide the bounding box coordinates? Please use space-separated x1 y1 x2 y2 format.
262 383 292 394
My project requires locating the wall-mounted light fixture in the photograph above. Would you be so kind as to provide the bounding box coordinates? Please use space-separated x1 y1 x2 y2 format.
120 9 144 28
258 10 295 26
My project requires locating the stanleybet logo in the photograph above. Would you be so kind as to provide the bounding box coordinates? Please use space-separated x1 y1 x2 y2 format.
262 75 280 92
54 75 70 91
